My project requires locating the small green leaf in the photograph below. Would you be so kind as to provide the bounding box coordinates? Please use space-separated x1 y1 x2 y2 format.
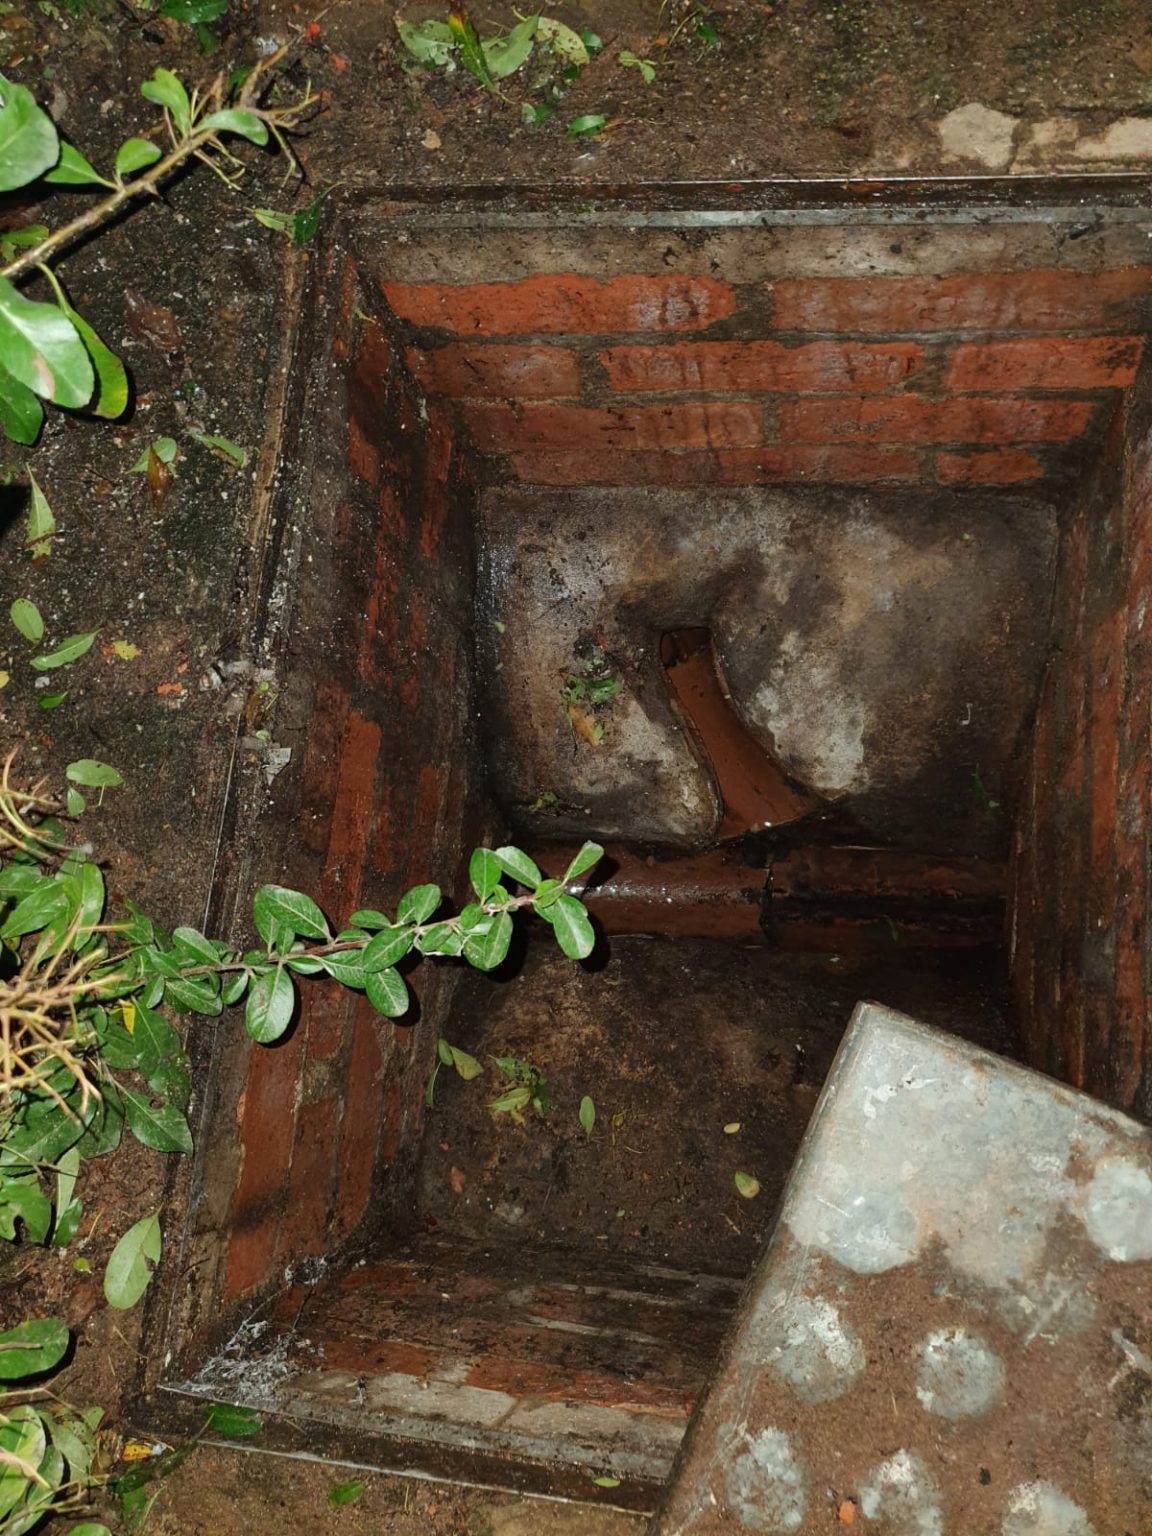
197 108 269 146
580 28 604 52
463 909 513 971
130 436 178 470
567 114 607 138
65 786 84 814
249 206 294 234
222 970 249 1006
115 136 162 177
550 893 596 960
0 224 48 261
0 276 93 408
202 1402 262 1438
734 1171 760 1199
44 139 115 188
0 80 58 192
0 366 43 445
364 966 408 1017
0 1317 68 1380
65 758 121 787
103 1211 162 1309
489 1085 532 1115
25 467 55 552
450 1046 484 1081
244 966 296 1043
482 14 539 78
140 68 192 136
469 848 501 901
316 953 368 987
563 840 603 884
723 1121 741 1134
493 846 542 888
532 878 563 910
187 429 247 466
397 883 441 924
618 50 657 82
159 0 228 20
171 925 220 966
395 16 456 66
347 909 391 929
164 974 222 1016
695 19 720 43
579 1095 596 1137
592 1476 621 1489
437 1037 454 1066
33 633 100 672
252 884 330 942
328 1479 365 1507
536 17 589 65
65 1525 112 1535
122 1090 193 1154
417 922 464 957
9 598 43 641
361 925 413 970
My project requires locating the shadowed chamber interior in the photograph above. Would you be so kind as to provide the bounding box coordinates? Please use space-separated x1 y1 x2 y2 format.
153 205 1152 1509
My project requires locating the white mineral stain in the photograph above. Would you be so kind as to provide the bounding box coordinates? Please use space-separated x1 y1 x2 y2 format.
755 1293 866 1404
858 1449 944 1536
915 1328 1005 1420
1001 1480 1095 1535
723 1427 807 1532
788 1177 921 1275
1079 1158 1152 1262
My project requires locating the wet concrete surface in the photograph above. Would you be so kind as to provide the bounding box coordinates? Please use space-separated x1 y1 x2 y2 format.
478 485 1055 855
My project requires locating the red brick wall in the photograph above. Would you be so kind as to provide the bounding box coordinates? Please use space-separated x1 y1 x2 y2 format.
220 264 483 1303
1012 367 1152 1120
384 268 1149 489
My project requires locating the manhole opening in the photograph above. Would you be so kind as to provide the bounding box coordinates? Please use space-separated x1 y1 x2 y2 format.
152 196 1152 1508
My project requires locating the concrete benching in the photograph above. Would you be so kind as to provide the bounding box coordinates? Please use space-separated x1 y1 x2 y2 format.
143 193 1152 1509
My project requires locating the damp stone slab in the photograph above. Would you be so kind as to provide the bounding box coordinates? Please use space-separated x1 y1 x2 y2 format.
652 1003 1152 1535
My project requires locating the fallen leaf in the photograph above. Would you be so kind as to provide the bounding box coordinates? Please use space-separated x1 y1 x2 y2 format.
109 640 140 661
124 289 183 354
147 449 174 501
839 1499 857 1525
734 1171 761 1199
567 702 603 745
156 681 185 696
330 52 349 71
449 1166 466 1195
723 1121 741 1134
0 671 8 689
422 128 442 150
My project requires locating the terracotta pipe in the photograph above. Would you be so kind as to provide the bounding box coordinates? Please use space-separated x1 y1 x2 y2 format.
527 842 1005 948
660 628 820 837
531 843 766 939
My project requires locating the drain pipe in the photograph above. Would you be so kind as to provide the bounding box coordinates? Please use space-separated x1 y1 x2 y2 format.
526 842 1005 950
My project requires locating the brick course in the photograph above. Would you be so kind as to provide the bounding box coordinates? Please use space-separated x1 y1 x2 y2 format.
772 269 1152 334
383 274 735 336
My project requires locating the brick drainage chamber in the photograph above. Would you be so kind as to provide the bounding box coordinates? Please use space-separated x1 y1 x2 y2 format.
142 181 1152 1514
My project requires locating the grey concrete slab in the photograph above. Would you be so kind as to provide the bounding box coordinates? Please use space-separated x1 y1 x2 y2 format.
653 1003 1152 1534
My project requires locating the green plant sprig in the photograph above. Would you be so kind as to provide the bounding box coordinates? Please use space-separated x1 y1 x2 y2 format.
85 839 604 1048
1 52 315 287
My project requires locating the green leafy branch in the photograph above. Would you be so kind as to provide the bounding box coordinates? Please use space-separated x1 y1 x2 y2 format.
0 51 316 444
0 753 602 1254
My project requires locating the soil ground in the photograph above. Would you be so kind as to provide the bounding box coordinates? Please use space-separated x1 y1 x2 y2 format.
0 0 1147 1532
